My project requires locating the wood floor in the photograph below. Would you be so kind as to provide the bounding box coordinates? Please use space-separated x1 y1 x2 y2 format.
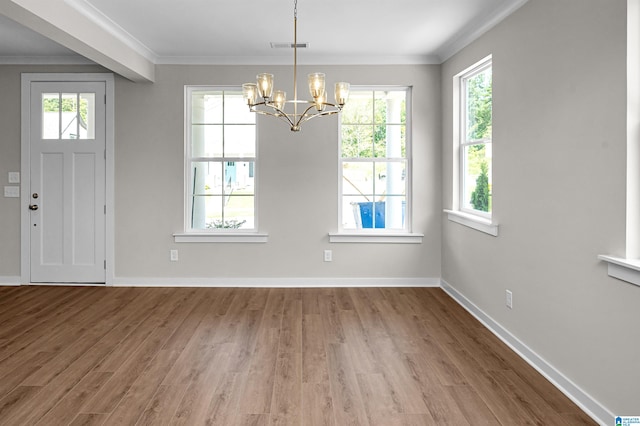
0 286 594 426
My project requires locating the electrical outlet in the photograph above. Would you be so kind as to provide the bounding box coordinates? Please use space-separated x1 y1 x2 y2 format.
170 249 179 262
324 249 332 262
506 290 513 309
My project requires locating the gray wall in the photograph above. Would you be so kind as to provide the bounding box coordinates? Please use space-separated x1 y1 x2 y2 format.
0 64 442 280
441 0 639 414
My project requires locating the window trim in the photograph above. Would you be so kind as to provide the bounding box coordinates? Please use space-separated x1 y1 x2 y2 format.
180 86 264 241
598 1 639 284
458 56 493 219
336 86 413 236
446 55 499 236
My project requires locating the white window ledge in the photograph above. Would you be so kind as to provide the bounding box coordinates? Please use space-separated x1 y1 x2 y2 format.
173 233 269 243
444 209 498 236
598 255 640 287
329 232 424 244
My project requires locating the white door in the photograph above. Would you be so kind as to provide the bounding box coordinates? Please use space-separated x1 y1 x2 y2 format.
29 81 106 283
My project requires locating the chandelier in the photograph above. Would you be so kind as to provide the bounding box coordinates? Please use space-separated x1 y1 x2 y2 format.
242 0 350 132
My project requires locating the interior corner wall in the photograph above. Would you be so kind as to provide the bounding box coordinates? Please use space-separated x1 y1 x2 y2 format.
441 0 639 415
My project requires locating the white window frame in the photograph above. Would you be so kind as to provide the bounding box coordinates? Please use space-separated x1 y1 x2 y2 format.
459 57 492 219
331 86 423 243
174 86 267 243
598 0 640 285
446 55 498 236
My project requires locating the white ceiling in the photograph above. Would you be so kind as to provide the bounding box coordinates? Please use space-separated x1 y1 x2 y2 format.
0 0 527 66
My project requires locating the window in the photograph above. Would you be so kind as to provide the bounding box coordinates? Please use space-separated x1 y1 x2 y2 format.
42 92 95 140
339 88 410 231
185 87 256 232
459 57 492 217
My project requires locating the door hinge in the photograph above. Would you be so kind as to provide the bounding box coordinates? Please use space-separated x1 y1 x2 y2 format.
104 94 107 104
104 205 106 214
104 150 106 160
104 260 106 270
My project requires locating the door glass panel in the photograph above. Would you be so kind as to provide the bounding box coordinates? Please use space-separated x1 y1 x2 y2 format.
42 93 60 139
79 93 95 140
61 93 79 139
42 93 95 140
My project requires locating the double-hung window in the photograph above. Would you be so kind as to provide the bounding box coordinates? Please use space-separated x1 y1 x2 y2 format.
185 87 256 232
339 87 411 231
459 58 492 217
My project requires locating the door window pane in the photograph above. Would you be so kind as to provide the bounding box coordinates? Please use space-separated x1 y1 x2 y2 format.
42 93 60 139
42 93 95 140
79 93 95 140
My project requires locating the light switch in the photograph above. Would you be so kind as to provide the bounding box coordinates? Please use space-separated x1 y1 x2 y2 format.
8 172 20 183
4 186 20 198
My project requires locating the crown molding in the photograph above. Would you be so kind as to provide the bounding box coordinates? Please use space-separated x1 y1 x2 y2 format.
436 0 530 63
63 0 158 63
155 54 441 66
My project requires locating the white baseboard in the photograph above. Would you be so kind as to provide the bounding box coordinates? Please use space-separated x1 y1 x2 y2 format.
440 279 611 426
0 276 21 286
112 276 440 288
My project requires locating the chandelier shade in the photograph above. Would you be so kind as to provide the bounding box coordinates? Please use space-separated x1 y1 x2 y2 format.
242 0 349 132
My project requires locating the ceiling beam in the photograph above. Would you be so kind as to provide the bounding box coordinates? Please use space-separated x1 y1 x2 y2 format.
0 0 155 82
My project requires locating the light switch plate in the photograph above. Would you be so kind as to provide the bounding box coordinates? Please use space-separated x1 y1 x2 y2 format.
4 186 20 198
8 172 20 183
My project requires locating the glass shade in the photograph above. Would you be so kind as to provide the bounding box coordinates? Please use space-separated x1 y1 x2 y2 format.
273 90 286 110
315 90 326 112
308 73 326 99
257 73 274 99
242 83 257 105
335 82 350 106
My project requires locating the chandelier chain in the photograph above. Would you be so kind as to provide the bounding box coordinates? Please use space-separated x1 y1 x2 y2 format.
294 0 297 19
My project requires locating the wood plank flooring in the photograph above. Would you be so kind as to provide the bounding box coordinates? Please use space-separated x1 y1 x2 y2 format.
0 286 595 425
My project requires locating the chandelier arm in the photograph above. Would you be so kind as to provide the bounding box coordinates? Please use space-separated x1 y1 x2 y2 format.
297 107 341 127
250 103 297 129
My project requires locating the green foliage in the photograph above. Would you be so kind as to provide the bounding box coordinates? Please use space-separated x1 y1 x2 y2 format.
470 161 490 212
466 70 492 141
465 144 487 180
341 92 406 159
43 96 89 127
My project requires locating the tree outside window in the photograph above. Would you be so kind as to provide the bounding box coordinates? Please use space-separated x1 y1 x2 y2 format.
340 88 410 230
461 61 492 214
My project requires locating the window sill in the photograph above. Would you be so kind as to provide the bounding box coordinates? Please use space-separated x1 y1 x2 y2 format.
444 209 498 236
598 255 640 287
173 232 269 243
328 232 424 244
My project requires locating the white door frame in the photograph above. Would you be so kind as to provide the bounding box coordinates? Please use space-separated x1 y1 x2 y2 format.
21 73 115 286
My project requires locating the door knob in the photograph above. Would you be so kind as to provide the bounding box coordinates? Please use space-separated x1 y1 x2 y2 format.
29 204 38 211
